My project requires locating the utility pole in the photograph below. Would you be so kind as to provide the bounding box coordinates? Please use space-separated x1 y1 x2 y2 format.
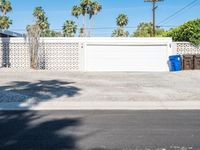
144 0 163 37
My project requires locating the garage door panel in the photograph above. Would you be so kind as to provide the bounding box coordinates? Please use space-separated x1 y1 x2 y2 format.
85 45 168 71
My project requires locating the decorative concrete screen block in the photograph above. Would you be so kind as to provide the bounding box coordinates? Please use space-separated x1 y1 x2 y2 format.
9 43 30 69
176 42 200 54
38 42 80 71
0 38 81 71
0 44 2 67
0 39 30 69
0 42 11 68
0 43 6 68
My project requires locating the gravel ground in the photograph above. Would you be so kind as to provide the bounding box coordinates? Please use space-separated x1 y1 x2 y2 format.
0 69 200 103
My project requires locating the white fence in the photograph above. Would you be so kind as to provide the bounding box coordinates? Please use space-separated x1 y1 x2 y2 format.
0 38 30 69
0 38 81 71
173 42 200 55
0 37 173 71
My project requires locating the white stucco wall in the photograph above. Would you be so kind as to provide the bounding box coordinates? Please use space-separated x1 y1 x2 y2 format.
0 37 172 71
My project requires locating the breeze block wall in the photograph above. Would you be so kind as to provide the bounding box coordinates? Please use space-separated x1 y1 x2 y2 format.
174 42 200 54
0 38 81 71
0 38 30 69
38 40 80 71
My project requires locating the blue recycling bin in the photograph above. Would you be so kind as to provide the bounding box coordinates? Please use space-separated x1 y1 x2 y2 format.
169 55 182 72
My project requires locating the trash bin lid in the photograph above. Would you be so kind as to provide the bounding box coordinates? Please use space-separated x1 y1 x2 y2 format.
194 54 200 58
183 54 194 59
169 55 181 60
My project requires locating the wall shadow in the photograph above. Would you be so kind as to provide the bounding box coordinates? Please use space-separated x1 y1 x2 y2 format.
0 80 81 108
38 41 46 70
0 111 81 150
1 38 11 68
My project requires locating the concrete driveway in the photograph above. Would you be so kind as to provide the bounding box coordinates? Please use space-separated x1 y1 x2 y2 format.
0 70 200 104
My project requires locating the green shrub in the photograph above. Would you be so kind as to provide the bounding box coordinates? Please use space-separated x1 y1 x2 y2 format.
165 19 200 45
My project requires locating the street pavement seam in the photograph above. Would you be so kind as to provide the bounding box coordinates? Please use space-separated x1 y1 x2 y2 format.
1 101 200 110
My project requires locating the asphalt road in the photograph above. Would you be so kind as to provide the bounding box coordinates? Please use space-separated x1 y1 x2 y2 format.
0 110 200 150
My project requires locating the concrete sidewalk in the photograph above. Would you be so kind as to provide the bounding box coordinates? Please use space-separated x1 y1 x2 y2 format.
1 101 200 110
1 71 200 110
1 70 200 103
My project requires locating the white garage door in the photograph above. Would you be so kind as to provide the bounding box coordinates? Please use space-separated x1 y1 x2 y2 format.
85 44 169 71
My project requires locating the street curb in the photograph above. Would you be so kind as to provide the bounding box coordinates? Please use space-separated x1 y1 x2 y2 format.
1 101 200 110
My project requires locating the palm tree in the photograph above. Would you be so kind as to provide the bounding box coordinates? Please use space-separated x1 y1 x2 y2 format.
0 0 12 16
0 0 12 29
80 0 92 36
33 7 44 19
112 28 129 37
88 1 102 37
72 5 81 36
116 14 128 29
72 5 81 19
0 15 12 29
111 13 129 37
80 0 92 16
72 4 86 37
71 0 102 37
39 17 49 31
33 6 49 31
63 20 77 37
79 27 84 37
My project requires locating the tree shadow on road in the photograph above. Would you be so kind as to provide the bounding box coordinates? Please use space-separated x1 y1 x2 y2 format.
0 79 104 149
0 80 81 108
0 111 81 150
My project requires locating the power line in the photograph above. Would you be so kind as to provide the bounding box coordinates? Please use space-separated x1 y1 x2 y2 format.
158 0 199 25
158 25 177 28
10 24 182 33
11 26 139 32
160 0 200 26
81 26 138 30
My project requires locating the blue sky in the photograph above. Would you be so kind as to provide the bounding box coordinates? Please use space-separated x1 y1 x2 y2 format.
8 0 200 36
